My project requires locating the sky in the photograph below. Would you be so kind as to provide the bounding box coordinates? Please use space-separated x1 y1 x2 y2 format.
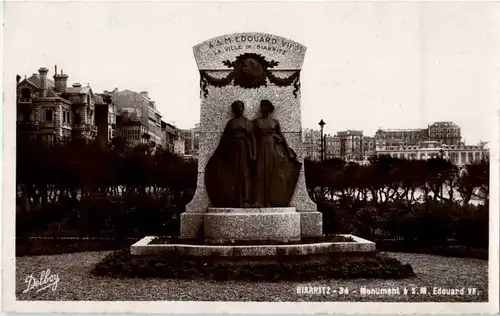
3 1 500 144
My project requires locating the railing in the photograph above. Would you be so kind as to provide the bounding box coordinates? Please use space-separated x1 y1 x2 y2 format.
73 123 98 132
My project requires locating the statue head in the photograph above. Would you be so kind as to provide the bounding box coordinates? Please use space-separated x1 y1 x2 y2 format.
231 100 245 117
260 99 275 117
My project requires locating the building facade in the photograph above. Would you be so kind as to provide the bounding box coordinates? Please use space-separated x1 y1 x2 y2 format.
16 66 98 143
375 128 429 151
375 121 462 150
160 121 183 154
182 123 200 157
110 89 163 148
362 136 376 158
303 128 322 161
174 137 186 156
333 130 364 160
116 108 148 149
428 121 462 145
302 120 474 164
304 129 375 161
376 140 488 166
95 93 116 150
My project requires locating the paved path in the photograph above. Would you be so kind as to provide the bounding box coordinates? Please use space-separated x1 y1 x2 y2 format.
16 251 488 302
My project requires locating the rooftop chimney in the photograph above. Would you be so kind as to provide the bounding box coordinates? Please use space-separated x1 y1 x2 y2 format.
140 91 149 98
72 83 82 88
38 67 49 97
53 66 69 93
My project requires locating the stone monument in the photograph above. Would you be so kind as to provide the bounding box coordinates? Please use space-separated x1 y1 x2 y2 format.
180 32 322 243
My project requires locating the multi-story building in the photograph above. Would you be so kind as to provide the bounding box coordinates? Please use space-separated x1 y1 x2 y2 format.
324 134 335 160
375 128 428 151
160 121 168 150
160 121 183 153
362 136 376 158
376 140 488 166
147 99 163 146
428 121 462 145
333 130 364 160
375 121 462 150
304 129 374 161
303 128 322 161
95 93 116 150
16 66 98 143
329 135 341 159
110 89 163 148
182 123 200 157
116 108 148 149
174 136 186 156
303 120 477 165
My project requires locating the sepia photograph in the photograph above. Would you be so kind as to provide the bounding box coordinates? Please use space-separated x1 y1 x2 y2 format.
2 1 499 314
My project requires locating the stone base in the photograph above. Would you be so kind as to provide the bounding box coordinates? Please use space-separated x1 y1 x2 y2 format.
130 234 376 264
298 211 323 238
180 212 204 239
181 208 323 240
203 207 301 243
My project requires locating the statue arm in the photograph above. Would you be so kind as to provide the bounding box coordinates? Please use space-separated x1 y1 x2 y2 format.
275 120 297 160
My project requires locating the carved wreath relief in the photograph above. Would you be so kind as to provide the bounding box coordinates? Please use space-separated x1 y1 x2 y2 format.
200 53 301 98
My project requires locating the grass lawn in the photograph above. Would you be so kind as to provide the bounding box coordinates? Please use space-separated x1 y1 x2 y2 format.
16 251 487 302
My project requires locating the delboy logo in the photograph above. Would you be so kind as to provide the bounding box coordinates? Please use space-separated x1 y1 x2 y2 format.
23 269 60 294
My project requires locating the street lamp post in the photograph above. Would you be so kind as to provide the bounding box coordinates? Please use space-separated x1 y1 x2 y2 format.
323 134 327 161
319 120 325 161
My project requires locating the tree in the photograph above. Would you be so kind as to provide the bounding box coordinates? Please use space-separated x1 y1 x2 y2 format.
457 158 489 205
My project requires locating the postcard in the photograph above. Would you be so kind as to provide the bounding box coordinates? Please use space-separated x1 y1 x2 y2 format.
2 1 499 314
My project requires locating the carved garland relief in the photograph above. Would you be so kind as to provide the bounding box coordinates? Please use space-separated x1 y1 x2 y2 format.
200 53 301 98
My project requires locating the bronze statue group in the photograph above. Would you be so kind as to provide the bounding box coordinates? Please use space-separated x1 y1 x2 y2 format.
205 100 301 208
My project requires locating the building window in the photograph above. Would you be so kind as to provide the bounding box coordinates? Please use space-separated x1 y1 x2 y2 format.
45 109 53 122
43 135 54 143
21 88 31 102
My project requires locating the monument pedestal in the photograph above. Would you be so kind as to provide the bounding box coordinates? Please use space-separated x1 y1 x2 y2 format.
203 207 301 243
180 32 323 240
298 211 323 237
180 212 205 239
181 209 322 240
